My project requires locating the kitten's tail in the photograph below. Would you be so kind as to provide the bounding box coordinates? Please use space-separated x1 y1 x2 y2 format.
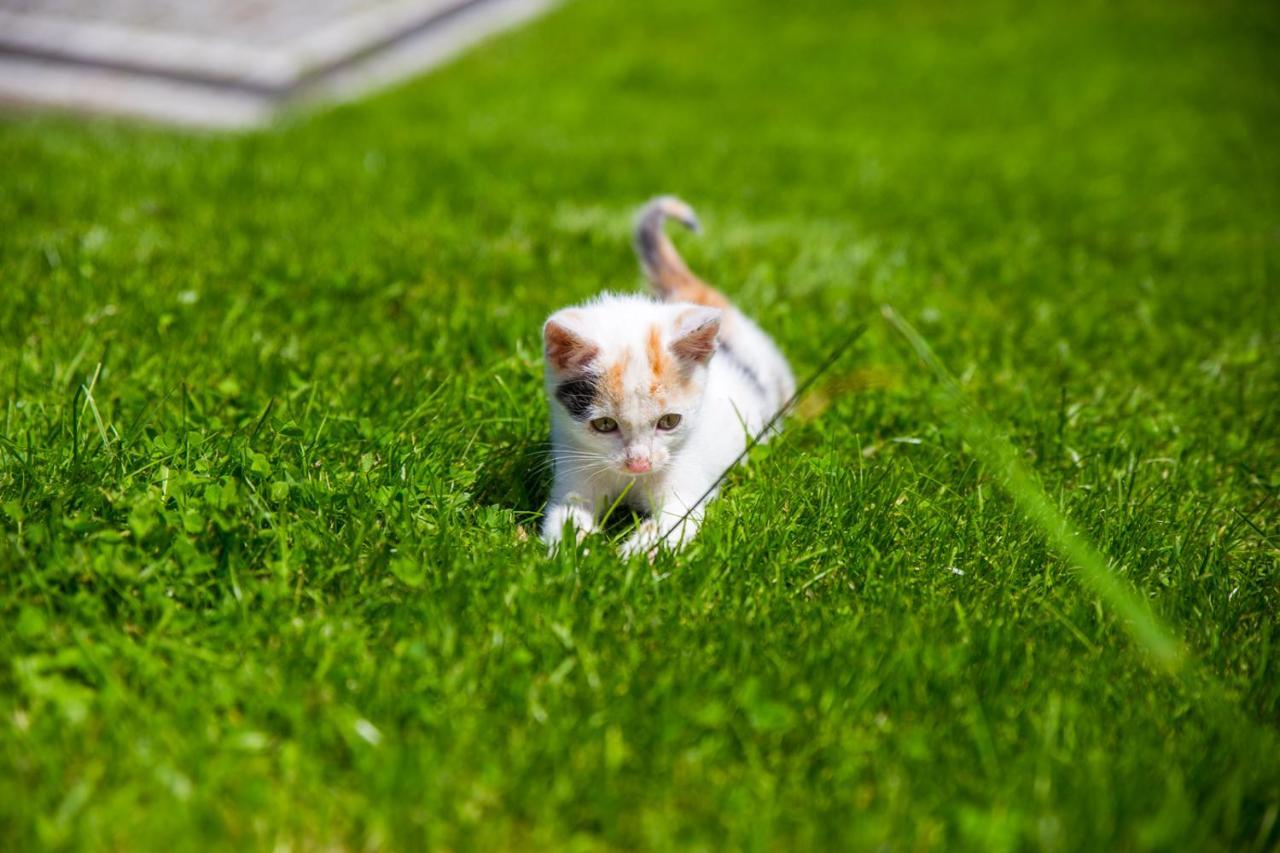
634 196 730 309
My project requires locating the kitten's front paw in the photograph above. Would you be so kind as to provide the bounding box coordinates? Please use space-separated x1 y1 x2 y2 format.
542 501 597 554
544 525 592 555
619 519 662 561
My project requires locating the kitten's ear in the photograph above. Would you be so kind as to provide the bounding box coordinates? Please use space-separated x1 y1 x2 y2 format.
544 315 599 373
671 307 722 365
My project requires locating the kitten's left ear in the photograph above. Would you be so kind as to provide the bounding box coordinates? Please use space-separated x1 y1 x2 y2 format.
544 313 600 373
672 307 722 365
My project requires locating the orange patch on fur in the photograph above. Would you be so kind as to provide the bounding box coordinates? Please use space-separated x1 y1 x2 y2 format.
671 310 720 364
604 350 630 402
640 324 670 379
645 324 686 397
675 277 730 308
545 320 598 372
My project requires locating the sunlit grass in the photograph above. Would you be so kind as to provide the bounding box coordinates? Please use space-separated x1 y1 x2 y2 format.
1 0 1278 848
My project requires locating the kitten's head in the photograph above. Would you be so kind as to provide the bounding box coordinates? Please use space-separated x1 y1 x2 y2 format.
543 296 720 477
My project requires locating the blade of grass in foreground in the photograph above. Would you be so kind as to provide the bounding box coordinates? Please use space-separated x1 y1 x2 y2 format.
881 305 1187 672
884 306 1280 771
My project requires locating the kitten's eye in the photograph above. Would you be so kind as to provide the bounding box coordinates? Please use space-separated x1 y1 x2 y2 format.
656 413 682 430
590 417 618 433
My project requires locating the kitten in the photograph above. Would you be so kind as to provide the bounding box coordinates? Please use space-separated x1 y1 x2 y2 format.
541 197 795 557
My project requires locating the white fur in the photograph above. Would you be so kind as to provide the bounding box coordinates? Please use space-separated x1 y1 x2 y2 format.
542 292 794 557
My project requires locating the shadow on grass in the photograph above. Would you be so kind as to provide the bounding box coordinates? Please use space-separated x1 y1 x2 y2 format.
473 435 643 541
473 436 553 519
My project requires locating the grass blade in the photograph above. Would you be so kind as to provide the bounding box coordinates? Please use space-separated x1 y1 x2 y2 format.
881 305 1186 672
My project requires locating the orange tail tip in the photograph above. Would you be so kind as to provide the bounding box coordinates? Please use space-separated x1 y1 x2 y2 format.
633 196 729 309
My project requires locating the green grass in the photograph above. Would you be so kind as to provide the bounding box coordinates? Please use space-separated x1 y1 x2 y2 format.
2 0 1279 848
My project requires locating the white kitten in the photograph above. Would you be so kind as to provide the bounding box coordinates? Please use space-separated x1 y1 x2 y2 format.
541 197 795 557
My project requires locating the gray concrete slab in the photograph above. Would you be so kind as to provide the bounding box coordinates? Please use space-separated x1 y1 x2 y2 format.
0 0 554 128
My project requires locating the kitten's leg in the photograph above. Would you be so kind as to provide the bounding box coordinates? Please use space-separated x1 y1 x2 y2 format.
659 504 705 550
540 491 599 550
542 490 598 551
619 517 662 560
619 478 712 558
619 509 705 559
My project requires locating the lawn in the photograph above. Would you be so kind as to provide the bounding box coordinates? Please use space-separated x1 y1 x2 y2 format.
2 0 1278 848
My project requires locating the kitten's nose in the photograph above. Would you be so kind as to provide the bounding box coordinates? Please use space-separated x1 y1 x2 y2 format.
625 457 651 473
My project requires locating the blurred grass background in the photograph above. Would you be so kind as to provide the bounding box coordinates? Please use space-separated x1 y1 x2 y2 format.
1 0 1278 848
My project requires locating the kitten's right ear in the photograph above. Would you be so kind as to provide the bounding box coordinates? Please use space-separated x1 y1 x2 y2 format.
671 306 721 365
544 315 599 373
